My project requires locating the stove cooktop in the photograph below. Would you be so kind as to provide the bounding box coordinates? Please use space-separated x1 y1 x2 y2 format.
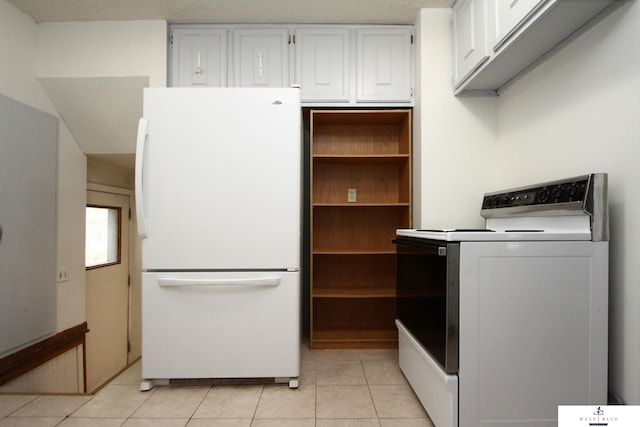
396 228 592 242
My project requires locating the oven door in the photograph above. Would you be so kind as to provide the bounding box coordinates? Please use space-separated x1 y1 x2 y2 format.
394 236 459 374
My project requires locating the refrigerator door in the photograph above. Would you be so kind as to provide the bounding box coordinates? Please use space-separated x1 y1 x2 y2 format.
141 271 301 380
136 87 301 270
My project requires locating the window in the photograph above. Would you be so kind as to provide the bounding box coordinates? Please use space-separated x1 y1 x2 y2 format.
85 205 121 269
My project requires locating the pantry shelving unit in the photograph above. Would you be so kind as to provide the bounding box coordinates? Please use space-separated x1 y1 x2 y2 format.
310 109 412 349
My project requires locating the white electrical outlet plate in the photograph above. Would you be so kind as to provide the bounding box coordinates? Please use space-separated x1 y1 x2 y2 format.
57 268 69 282
347 188 357 203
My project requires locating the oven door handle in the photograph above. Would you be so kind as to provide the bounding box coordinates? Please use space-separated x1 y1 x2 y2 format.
392 238 448 256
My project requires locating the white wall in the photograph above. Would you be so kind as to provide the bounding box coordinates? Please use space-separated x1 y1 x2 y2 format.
87 159 134 189
414 9 498 230
0 1 49 107
416 3 640 404
0 0 87 334
37 20 167 87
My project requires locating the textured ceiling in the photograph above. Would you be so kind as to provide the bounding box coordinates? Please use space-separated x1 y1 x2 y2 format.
7 0 455 24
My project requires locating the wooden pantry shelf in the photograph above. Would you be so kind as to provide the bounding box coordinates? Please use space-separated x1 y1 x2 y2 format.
312 288 396 298
312 154 410 161
313 203 410 207
312 250 396 255
311 329 399 350
309 109 411 350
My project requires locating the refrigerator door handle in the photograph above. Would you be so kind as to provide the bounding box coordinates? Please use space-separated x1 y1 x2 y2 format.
135 118 149 238
157 276 282 288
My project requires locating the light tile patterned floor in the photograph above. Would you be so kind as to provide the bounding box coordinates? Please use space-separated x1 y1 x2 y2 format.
0 342 434 426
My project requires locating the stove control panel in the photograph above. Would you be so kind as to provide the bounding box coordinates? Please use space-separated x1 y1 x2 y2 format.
480 173 608 241
482 177 588 210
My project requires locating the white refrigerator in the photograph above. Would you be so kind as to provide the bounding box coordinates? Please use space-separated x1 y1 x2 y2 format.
135 87 301 391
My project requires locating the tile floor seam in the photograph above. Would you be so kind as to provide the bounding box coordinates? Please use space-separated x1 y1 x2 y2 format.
189 384 212 423
362 359 383 423
2 395 36 419
251 384 264 422
314 381 318 427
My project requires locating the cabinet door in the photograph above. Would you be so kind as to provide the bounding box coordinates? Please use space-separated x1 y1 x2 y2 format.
170 28 227 87
490 0 548 50
295 28 350 103
233 29 290 87
356 28 413 103
453 0 490 86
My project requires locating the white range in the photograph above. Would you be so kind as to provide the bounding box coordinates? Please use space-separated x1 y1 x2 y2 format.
394 173 609 427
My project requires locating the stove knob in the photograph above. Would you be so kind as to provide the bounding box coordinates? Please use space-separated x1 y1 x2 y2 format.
552 187 563 200
536 189 550 203
567 185 578 198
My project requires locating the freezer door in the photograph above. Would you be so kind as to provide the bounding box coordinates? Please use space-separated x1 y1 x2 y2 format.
136 88 301 270
141 271 300 380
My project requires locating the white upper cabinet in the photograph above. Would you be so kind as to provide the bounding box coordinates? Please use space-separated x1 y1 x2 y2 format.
357 28 413 103
453 0 620 96
170 28 228 87
232 28 290 87
169 25 414 106
294 28 350 103
491 0 546 49
452 0 490 86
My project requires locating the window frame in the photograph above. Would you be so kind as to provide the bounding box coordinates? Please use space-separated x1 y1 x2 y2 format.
85 204 123 270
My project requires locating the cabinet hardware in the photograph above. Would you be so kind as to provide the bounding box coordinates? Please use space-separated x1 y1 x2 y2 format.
194 51 203 76
258 52 264 78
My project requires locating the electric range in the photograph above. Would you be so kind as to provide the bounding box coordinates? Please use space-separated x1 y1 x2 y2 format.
394 173 609 427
